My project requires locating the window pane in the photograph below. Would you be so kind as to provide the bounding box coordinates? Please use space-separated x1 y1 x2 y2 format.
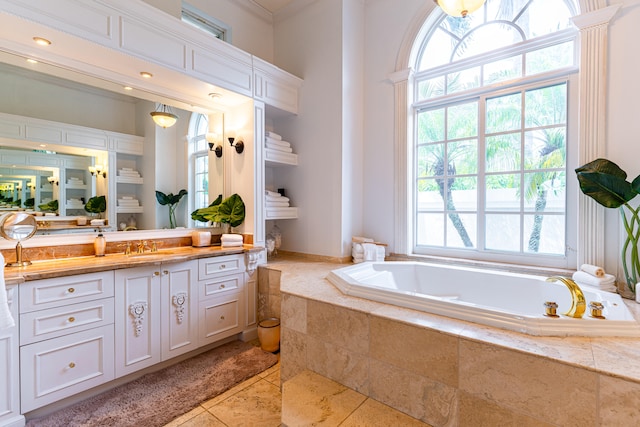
449 140 478 175
486 174 520 210
418 109 445 143
447 213 476 248
485 214 520 251
524 128 566 170
516 0 575 39
447 102 478 139
484 55 522 85
416 213 444 246
527 42 574 75
523 172 565 213
451 177 477 207
417 144 444 178
417 179 444 211
486 93 521 133
486 133 521 172
447 67 480 95
525 84 567 128
454 23 524 61
418 29 454 71
524 214 565 255
418 76 445 101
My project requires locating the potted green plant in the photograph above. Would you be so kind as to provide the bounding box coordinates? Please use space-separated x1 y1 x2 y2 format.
85 195 107 218
191 193 245 230
576 158 640 297
156 189 188 229
38 199 58 213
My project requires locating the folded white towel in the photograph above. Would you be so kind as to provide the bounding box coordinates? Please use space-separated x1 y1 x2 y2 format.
265 136 291 147
580 264 605 278
362 243 378 262
221 233 243 242
265 190 280 197
0 254 15 330
266 201 290 207
266 143 293 153
221 241 243 248
572 271 616 292
266 131 282 140
352 243 364 254
266 195 289 202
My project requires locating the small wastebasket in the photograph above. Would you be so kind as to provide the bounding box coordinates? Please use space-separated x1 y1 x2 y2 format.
257 318 280 353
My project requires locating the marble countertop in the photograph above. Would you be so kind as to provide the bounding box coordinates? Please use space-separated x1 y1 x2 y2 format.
3 245 258 284
265 257 640 385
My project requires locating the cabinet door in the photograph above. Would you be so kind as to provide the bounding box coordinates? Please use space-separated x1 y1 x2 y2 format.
115 266 160 378
0 285 23 426
20 325 115 413
160 260 198 361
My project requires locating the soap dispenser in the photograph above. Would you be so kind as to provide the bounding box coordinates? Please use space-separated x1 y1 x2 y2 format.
94 233 106 257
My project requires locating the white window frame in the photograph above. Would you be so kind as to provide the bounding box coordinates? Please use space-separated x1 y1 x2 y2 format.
187 112 210 228
182 2 232 42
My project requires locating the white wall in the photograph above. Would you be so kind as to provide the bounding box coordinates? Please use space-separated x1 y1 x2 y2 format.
273 0 344 258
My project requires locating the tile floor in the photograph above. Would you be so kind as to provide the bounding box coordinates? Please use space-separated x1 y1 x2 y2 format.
163 361 431 427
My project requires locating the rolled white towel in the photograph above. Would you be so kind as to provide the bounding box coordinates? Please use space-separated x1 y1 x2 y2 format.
572 271 616 292
580 264 605 278
0 254 15 330
221 233 243 242
221 241 243 248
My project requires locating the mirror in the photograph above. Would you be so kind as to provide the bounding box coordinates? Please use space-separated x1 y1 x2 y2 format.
0 212 37 266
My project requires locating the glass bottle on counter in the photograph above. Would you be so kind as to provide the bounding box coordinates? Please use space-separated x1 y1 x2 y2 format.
94 233 106 257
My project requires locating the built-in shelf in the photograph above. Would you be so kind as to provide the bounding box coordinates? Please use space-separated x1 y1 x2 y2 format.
265 207 298 220
116 206 144 214
116 176 144 184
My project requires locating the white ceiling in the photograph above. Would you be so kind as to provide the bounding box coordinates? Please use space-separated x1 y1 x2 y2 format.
252 0 297 13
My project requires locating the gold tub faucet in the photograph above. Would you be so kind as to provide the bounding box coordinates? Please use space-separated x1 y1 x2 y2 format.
546 276 586 318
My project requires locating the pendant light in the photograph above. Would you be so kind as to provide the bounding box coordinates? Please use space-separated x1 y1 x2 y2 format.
433 0 486 18
150 104 178 128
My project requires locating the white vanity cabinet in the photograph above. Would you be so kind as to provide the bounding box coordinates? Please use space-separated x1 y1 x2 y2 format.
18 272 115 413
197 256 246 346
0 285 23 427
115 260 198 377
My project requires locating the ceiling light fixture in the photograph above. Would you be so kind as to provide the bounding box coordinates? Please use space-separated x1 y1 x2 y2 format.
32 37 51 46
26 58 38 64
140 71 153 79
433 0 485 18
208 92 222 99
150 104 179 128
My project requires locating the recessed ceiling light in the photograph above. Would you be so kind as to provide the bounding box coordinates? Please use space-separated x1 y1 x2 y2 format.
26 58 38 64
33 37 51 46
208 92 222 99
39 144 46 148
123 86 133 91
140 71 153 79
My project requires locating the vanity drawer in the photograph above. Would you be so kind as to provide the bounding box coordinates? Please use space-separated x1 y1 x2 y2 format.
20 271 115 313
198 292 242 346
199 273 243 299
20 298 114 345
198 255 243 280
20 325 115 412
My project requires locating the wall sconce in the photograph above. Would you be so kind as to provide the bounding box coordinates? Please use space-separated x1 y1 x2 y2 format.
228 137 244 154
89 165 107 178
150 104 178 128
27 183 35 190
47 176 59 186
206 132 223 158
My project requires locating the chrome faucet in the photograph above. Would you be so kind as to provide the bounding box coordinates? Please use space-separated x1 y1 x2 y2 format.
546 276 586 318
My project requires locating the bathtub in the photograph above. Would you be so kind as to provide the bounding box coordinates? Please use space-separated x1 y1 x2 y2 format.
326 261 640 337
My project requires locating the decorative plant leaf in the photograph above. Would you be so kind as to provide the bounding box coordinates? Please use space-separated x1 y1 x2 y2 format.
575 159 637 208
24 198 34 208
85 195 107 214
191 193 245 227
38 199 58 212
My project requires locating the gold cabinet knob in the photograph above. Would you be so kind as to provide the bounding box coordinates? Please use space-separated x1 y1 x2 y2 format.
69 362 76 368
219 284 225 289
68 317 75 323
153 271 160 277
220 315 225 320
68 287 75 293
219 264 226 270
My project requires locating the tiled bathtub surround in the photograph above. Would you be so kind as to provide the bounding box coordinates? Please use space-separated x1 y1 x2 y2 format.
268 259 640 426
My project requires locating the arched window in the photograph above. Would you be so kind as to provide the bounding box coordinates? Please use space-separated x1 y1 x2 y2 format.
410 0 579 268
187 112 210 227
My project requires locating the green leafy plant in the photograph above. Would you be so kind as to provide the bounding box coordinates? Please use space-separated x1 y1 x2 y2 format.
156 189 188 229
24 198 34 209
576 158 640 293
191 193 245 228
38 199 58 213
85 195 107 216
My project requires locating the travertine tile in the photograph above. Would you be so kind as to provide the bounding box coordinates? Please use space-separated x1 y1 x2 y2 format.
171 410 227 427
592 337 640 381
280 327 308 383
307 300 369 354
599 374 640 425
163 406 206 427
369 359 457 426
459 339 597 425
458 391 553 427
281 294 307 333
370 316 458 386
306 335 370 394
282 370 366 426
208 379 281 427
201 375 262 409
341 398 433 427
